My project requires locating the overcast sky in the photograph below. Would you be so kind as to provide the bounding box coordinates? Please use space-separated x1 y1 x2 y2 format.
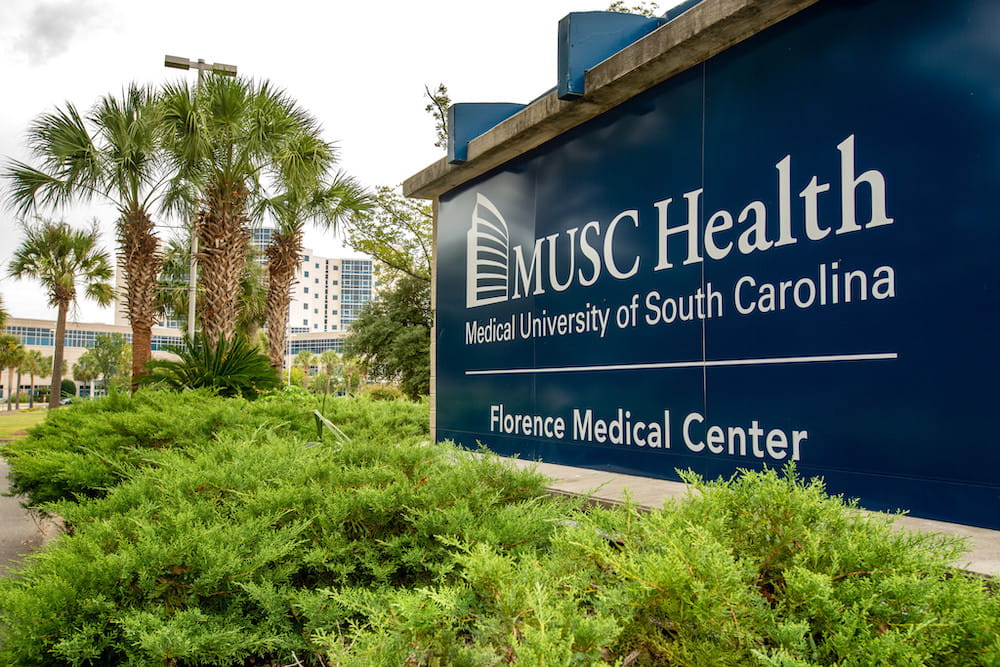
0 0 679 324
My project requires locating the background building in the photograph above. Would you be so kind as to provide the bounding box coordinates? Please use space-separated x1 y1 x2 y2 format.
2 317 183 399
290 252 374 334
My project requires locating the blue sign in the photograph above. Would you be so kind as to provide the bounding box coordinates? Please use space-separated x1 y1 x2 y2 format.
434 0 1000 529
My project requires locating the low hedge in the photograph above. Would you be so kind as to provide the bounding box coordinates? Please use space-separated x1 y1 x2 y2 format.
0 388 429 507
1 392 997 665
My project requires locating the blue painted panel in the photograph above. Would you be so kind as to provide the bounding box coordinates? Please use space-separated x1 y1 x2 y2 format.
663 0 706 21
435 0 1000 529
557 11 666 99
447 103 527 163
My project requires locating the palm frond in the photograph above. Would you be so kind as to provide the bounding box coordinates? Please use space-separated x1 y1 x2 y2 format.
142 332 279 399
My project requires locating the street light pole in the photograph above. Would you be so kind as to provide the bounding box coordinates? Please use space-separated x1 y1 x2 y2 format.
163 55 238 339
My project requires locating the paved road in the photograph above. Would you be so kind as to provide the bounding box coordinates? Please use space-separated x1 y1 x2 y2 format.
0 457 49 574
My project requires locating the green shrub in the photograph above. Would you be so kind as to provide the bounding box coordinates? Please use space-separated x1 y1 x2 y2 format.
314 468 1000 666
2 390 997 667
141 332 280 399
2 388 431 509
360 383 405 401
0 421 555 665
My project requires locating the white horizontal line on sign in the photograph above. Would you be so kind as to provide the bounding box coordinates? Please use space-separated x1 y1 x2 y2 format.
465 353 899 376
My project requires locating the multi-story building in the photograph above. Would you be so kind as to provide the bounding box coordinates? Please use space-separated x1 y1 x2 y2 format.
290 252 374 334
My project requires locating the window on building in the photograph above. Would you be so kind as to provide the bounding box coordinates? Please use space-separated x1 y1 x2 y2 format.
303 319 308 326
304 271 309 278
304 287 309 294
332 295 338 300
332 325 337 330
332 280 339 285
314 278 319 284
315 263 319 269
303 304 308 310
332 266 338 270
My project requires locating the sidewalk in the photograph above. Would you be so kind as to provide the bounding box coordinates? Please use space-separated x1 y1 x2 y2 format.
0 458 60 574
505 458 1000 578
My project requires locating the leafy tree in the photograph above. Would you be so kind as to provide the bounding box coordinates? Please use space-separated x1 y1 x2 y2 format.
0 335 25 411
260 171 369 370
423 83 451 150
346 275 431 400
4 85 166 390
7 219 114 408
76 333 131 394
141 332 280 400
344 186 432 284
607 0 661 16
159 75 333 346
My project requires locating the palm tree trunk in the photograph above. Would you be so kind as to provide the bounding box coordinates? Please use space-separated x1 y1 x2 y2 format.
14 371 21 409
199 183 251 346
49 302 68 409
119 209 161 391
265 231 302 371
5 367 12 411
28 373 35 409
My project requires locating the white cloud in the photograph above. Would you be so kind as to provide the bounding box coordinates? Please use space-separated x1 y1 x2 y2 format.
13 1 102 63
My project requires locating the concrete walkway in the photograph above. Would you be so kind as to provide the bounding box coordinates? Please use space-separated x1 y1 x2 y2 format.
0 458 60 574
506 458 1000 578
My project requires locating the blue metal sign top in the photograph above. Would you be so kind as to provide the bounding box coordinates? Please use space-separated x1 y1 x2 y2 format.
435 0 1000 529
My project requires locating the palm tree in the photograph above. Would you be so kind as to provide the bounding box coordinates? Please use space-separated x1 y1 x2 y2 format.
0 294 8 330
317 348 342 395
260 170 370 370
72 354 100 398
0 335 24 411
341 354 363 396
293 349 316 388
8 219 113 408
156 236 267 340
20 350 48 409
3 85 166 390
159 75 333 345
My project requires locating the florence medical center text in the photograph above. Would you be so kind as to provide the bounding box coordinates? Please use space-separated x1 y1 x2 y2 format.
489 404 806 463
466 134 896 344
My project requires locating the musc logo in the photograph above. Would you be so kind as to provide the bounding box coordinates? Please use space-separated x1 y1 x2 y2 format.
466 193 511 308
463 135 893 311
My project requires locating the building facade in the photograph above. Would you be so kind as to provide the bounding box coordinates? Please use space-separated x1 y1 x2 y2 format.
2 317 184 399
290 252 374 334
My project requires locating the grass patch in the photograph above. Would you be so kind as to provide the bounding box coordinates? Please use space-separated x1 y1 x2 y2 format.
0 408 48 439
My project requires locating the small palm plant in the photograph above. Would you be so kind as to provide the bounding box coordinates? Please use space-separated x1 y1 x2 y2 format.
141 332 279 400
